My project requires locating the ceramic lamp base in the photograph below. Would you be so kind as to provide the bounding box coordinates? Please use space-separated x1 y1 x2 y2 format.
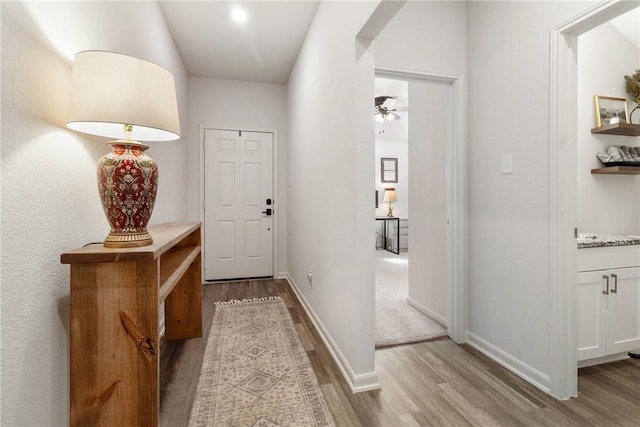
97 140 158 248
103 231 153 248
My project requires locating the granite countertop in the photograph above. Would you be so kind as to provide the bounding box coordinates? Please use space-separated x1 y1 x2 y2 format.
578 233 640 249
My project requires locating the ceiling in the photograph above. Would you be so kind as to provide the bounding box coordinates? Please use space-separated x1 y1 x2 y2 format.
157 2 637 85
609 7 640 50
158 1 320 84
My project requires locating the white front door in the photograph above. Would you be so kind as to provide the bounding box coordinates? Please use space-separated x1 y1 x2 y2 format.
203 129 274 280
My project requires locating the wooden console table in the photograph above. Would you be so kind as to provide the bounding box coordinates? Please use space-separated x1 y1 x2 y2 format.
61 222 203 426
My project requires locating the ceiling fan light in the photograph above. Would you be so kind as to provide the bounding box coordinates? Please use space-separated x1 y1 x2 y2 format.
387 112 401 121
375 112 385 122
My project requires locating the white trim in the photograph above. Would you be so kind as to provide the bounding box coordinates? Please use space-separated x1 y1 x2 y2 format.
375 66 467 344
578 352 630 368
285 274 382 393
198 125 280 280
549 0 639 400
467 332 552 395
406 296 447 327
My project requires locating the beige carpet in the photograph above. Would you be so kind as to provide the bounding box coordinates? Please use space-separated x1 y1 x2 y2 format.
376 250 448 348
189 297 336 427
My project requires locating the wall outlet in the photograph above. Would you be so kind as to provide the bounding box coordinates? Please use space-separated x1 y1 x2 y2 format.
307 270 313 285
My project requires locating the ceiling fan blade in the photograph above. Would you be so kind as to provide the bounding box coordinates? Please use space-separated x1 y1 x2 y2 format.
381 97 396 109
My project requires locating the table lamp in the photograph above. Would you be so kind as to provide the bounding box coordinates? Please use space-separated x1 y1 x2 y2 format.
383 188 397 217
67 51 181 248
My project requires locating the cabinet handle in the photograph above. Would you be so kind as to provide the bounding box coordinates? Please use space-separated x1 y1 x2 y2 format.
611 273 618 294
602 275 609 295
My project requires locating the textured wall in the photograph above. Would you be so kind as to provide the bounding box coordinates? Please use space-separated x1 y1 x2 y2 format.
0 2 188 425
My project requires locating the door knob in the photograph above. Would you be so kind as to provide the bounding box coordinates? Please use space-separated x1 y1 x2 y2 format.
262 208 272 216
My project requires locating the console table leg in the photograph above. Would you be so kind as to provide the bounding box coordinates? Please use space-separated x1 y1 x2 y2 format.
69 261 159 427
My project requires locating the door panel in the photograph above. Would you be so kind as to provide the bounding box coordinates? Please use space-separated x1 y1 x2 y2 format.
577 271 607 361
607 267 640 354
204 129 273 280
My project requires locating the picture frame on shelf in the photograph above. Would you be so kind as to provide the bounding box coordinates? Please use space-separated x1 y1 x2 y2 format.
381 157 398 183
594 95 628 127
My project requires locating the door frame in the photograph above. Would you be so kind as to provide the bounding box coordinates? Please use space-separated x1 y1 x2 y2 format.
375 67 467 343
198 125 280 280
549 0 638 399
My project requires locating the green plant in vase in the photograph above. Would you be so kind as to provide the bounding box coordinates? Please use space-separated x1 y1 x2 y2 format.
625 69 640 124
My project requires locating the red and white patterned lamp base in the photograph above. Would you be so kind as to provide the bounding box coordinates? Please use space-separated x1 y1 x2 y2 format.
97 141 158 248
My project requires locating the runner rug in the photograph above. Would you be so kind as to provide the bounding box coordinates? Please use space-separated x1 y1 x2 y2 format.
188 297 336 427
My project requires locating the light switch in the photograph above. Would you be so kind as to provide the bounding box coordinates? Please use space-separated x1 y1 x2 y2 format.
501 154 513 174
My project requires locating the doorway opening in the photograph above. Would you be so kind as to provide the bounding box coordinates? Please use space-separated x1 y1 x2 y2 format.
549 0 639 399
374 68 467 347
374 76 447 348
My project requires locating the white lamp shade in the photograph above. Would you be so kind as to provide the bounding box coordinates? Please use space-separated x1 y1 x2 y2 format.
67 51 181 141
382 188 397 202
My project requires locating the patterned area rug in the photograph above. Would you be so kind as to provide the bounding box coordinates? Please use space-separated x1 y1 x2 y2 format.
189 297 336 427
376 250 448 348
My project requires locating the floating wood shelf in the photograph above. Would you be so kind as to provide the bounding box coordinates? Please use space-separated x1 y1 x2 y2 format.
591 123 640 136
591 166 640 175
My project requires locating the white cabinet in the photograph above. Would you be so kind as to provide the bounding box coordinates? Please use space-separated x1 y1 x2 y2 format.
577 267 640 361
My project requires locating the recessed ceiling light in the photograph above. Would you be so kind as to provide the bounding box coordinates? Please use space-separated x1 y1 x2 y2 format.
231 8 247 23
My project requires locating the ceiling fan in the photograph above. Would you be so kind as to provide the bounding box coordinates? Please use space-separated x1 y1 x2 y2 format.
374 96 407 122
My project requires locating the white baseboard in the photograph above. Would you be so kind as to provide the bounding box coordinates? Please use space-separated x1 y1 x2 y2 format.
466 332 551 394
284 274 381 393
578 352 629 368
406 297 447 327
276 271 288 280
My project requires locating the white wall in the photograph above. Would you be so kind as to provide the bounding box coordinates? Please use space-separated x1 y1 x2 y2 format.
0 2 188 425
375 137 408 218
374 0 467 324
374 1 467 75
407 80 451 323
577 22 640 235
17 0 189 224
466 1 594 389
187 77 288 275
287 0 380 389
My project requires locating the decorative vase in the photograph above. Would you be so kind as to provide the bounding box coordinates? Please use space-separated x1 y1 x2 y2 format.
97 141 158 248
630 104 640 124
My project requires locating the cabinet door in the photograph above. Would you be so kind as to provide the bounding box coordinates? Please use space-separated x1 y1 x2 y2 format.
577 271 608 361
606 267 640 355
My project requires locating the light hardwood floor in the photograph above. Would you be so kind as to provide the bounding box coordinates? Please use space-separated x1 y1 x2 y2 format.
160 279 640 426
